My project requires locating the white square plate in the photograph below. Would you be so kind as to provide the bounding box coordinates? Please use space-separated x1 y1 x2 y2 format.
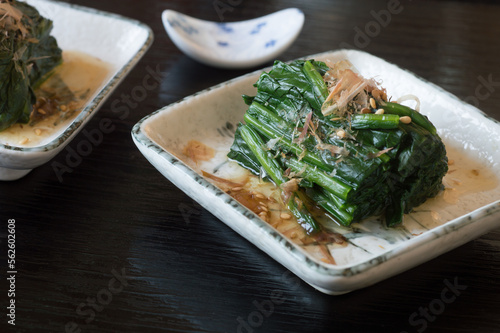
0 0 153 180
132 49 500 295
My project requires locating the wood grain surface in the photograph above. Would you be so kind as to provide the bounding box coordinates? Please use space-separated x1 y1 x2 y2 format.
2 0 500 332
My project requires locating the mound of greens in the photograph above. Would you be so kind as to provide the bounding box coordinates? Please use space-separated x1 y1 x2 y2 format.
0 0 62 131
228 59 448 232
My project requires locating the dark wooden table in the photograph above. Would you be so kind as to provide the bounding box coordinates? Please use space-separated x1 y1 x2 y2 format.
3 0 500 332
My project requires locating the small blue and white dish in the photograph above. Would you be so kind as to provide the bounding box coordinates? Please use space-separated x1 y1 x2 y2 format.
162 8 305 69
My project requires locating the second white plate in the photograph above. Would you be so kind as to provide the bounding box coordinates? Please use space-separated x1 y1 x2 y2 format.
0 0 153 180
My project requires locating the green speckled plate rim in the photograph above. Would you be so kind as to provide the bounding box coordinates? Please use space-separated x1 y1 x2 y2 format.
131 49 500 279
1 0 154 153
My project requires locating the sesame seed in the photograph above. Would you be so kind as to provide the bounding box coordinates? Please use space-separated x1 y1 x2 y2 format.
258 212 268 221
34 128 42 136
370 98 377 109
375 109 385 115
254 193 265 199
232 186 243 192
280 213 292 220
60 105 67 112
267 197 277 203
19 137 29 145
259 205 268 212
372 89 382 100
38 109 46 115
337 129 346 139
361 108 371 114
399 116 412 124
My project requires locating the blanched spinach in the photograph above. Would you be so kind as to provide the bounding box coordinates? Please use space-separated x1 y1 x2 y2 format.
228 60 448 230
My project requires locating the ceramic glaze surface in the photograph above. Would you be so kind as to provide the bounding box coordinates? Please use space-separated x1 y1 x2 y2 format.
133 49 500 294
162 8 304 69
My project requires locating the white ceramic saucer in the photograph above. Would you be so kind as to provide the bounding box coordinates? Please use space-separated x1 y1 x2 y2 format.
162 8 304 69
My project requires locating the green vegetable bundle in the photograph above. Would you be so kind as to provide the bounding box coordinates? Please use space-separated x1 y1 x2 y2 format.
0 0 63 131
228 59 448 232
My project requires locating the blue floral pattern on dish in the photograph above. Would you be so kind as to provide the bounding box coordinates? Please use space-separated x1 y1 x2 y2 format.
250 22 266 35
218 23 234 33
265 40 276 48
167 16 198 35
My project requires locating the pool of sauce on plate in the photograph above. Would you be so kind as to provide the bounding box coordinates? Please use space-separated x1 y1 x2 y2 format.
184 135 500 264
441 146 498 203
0 50 112 147
198 161 347 265
223 178 346 264
183 140 216 162
408 144 500 228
